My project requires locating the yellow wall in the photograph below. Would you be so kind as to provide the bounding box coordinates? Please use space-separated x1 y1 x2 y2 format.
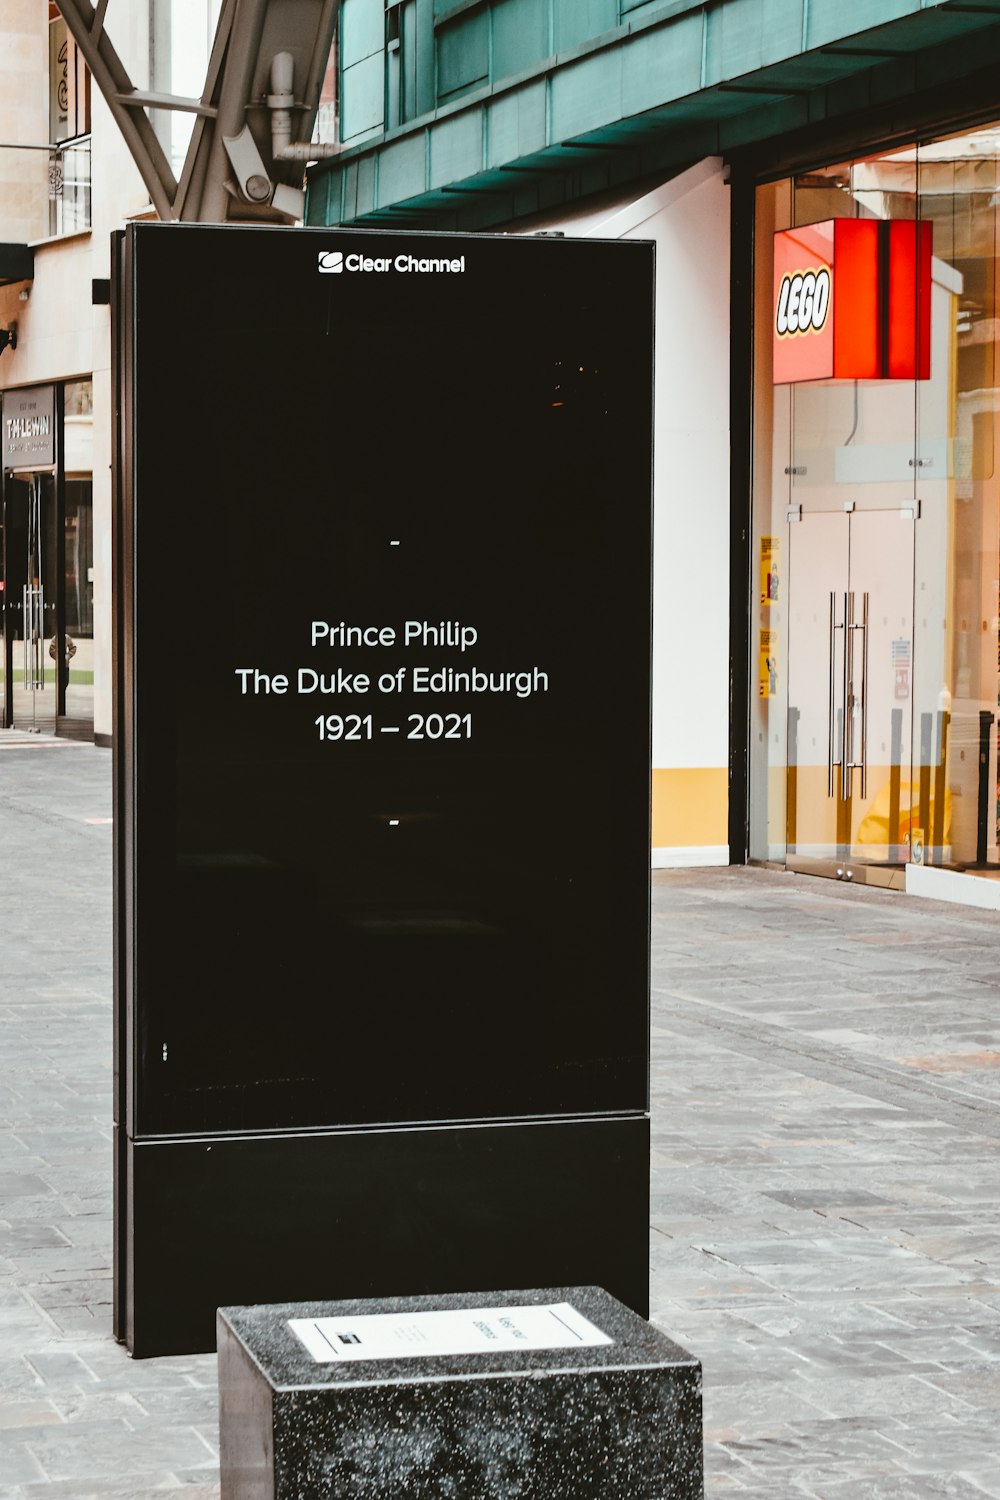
651 767 729 847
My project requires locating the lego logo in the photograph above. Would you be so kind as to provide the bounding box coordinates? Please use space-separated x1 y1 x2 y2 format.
776 267 831 337
318 250 343 274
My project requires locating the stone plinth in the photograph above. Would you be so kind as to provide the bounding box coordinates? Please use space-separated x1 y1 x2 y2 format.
218 1286 703 1499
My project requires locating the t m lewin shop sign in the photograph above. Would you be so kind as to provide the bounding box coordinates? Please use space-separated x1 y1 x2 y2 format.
2 385 55 470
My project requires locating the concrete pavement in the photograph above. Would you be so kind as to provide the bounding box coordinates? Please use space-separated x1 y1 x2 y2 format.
650 867 1000 1498
2 733 1000 1497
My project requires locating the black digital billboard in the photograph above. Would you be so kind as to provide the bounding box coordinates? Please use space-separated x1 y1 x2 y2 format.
115 222 654 1355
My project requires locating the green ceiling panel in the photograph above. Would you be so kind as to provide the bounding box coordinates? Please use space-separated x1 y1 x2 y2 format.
486 82 547 166
516 80 548 156
918 18 1000 84
554 0 616 52
413 0 436 118
335 162 355 222
437 11 489 99
821 64 881 122
704 0 804 83
486 92 520 165
550 49 623 141
357 154 377 216
429 109 484 187
493 0 549 79
719 93 807 147
376 132 427 205
739 50 887 94
341 53 385 141
806 0 921 51
311 0 1000 229
341 0 385 66
620 13 702 114
639 85 788 126
518 142 613 168
822 9 999 54
305 166 332 225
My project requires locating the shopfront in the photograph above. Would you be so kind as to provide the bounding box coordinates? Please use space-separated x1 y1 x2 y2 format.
1 379 94 737
750 121 1000 895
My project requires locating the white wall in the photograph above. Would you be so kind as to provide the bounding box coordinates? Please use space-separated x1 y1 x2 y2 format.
525 162 733 861
587 162 731 775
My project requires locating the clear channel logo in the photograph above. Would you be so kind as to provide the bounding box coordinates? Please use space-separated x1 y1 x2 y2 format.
317 247 466 276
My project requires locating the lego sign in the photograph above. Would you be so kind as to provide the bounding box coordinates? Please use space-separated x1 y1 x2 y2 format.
773 219 931 384
776 266 831 338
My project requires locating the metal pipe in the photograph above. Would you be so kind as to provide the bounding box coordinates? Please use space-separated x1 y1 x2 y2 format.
268 52 341 162
268 50 295 159
272 141 341 161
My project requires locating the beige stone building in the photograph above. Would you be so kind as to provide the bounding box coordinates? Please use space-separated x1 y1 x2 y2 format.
0 2 171 742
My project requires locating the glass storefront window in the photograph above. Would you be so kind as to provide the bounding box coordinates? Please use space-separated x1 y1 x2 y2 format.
1 379 93 736
752 122 1000 883
48 136 91 238
3 473 59 734
63 379 93 730
48 10 91 236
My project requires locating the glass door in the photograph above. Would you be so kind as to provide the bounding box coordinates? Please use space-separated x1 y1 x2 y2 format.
62 479 94 730
3 472 58 733
786 504 917 885
785 508 849 872
753 125 1000 888
781 277 920 886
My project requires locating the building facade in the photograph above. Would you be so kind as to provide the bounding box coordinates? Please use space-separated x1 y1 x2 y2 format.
0 1 222 742
7 0 1000 907
305 0 1000 906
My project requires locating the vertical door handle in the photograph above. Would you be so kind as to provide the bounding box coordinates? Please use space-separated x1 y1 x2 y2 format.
22 584 30 687
22 584 44 690
859 592 869 798
828 592 837 797
841 591 852 798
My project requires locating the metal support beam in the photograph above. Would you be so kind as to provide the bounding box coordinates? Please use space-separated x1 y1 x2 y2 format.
55 0 338 224
180 0 338 222
53 0 178 220
189 0 271 223
170 0 239 221
113 91 219 119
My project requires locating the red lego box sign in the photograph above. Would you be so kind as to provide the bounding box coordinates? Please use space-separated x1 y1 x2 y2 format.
773 218 931 384
773 220 840 383
884 219 933 381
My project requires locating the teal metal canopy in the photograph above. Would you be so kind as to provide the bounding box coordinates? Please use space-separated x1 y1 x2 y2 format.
307 0 1000 229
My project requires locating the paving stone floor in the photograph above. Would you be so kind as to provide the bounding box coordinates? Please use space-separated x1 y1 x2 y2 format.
1 734 999 1497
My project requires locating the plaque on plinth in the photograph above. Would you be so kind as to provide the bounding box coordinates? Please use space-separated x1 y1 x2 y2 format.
218 1287 703 1499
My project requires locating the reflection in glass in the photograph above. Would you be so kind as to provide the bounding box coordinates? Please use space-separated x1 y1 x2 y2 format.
3 475 58 734
63 481 94 727
752 119 1000 880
